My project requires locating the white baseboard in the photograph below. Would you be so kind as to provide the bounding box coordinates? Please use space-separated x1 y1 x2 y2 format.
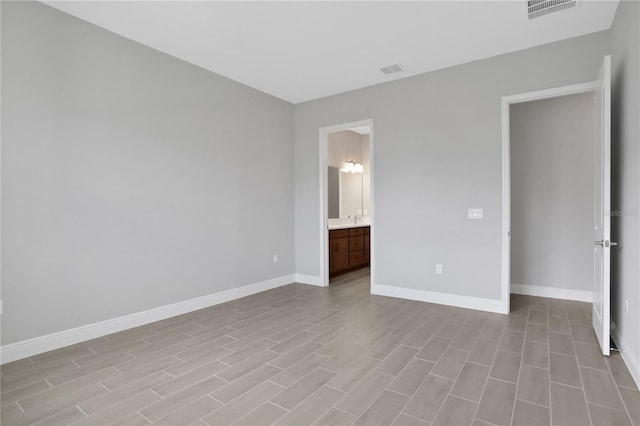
611 321 640 390
371 284 505 314
511 283 593 303
0 274 295 365
294 274 324 287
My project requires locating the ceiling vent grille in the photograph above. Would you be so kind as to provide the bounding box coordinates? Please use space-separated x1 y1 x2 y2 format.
528 0 577 19
379 63 404 75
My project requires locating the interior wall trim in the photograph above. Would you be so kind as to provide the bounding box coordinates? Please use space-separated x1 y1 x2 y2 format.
0 274 296 364
510 282 593 303
611 321 640 390
501 80 599 315
294 274 323 286
371 284 506 314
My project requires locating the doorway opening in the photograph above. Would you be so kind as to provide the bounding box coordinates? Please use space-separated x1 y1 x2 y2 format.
319 120 374 288
502 56 611 355
510 90 596 302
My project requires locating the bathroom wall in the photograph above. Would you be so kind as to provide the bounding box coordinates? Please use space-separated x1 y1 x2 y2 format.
327 130 371 219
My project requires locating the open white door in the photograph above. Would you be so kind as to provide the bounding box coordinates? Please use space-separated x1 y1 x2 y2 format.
593 55 612 356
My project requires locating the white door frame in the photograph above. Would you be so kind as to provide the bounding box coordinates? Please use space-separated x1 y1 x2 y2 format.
319 119 374 287
501 82 597 313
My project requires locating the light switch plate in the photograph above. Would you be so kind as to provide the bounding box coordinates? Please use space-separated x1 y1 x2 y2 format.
468 208 483 219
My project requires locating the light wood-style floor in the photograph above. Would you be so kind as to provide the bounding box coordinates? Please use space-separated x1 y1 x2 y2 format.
1 268 638 425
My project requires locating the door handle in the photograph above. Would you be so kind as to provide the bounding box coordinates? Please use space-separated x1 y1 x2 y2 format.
595 240 618 248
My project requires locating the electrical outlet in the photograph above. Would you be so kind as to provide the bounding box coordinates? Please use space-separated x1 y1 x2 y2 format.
273 254 279 264
435 264 443 275
625 297 629 313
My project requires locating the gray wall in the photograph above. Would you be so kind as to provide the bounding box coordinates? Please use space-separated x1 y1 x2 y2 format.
611 0 640 383
1 2 294 345
510 93 595 292
294 31 611 301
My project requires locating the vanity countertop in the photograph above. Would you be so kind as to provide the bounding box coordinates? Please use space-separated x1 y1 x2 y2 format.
327 223 371 230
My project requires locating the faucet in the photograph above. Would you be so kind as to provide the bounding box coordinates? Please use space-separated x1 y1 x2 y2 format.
354 215 362 224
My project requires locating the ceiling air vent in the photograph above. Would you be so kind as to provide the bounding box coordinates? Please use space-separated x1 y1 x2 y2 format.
528 0 577 19
379 63 404 75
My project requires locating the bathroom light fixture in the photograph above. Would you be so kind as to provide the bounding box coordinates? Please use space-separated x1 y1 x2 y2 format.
341 161 363 174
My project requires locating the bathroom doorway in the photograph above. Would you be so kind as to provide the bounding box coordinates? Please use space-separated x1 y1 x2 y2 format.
319 120 374 287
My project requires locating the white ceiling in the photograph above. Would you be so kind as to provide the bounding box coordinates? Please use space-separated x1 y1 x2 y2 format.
44 1 619 104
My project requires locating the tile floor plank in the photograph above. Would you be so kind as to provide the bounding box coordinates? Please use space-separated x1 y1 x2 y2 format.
512 399 550 426
522 340 549 369
618 386 640 425
475 378 517 426
313 408 358 426
580 366 626 411
433 395 477 426
517 364 550 407
388 358 435 396
490 350 521 383
549 352 582 388
270 353 329 387
335 371 394 417
210 364 281 404
550 382 591 426
431 347 469 380
324 355 379 393
468 338 499 366
403 374 454 422
376 346 418 376
74 389 161 426
273 386 345 426
353 390 409 426
141 376 226 422
202 380 285 426
270 367 336 410
588 403 632 426
415 336 452 363
450 362 490 402
234 401 287 426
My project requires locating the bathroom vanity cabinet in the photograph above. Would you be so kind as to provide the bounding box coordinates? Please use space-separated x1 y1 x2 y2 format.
329 226 370 277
